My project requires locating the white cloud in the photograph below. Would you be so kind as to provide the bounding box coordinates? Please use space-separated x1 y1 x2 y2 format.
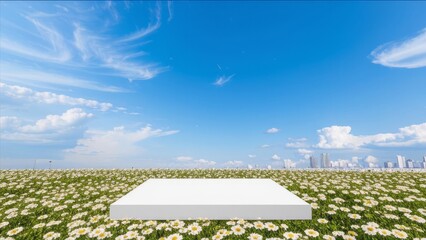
0 116 21 130
194 159 216 166
271 154 281 161
371 29 426 68
315 123 426 149
214 74 235 87
352 156 360 163
20 108 93 133
248 154 256 158
173 156 216 168
396 123 426 146
0 82 113 111
224 160 243 167
297 148 313 160
297 148 312 155
316 125 397 149
285 138 308 148
261 144 270 148
364 155 379 168
64 125 178 162
176 156 192 161
0 108 93 143
283 159 296 168
266 127 279 134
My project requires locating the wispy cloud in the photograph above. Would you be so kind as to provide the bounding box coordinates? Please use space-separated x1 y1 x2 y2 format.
2 1 167 92
118 3 161 43
105 0 119 22
271 154 281 161
167 1 173 22
72 24 93 61
0 82 113 111
72 23 165 81
315 123 426 149
371 28 426 68
214 74 235 87
102 59 165 81
0 62 126 92
0 16 70 63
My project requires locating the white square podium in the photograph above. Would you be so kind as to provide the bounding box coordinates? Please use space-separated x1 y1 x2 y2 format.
110 179 311 220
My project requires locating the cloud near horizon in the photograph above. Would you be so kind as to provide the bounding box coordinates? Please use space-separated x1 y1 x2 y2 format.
64 125 179 163
315 123 426 149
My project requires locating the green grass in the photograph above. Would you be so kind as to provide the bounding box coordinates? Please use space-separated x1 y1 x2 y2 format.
0 169 425 240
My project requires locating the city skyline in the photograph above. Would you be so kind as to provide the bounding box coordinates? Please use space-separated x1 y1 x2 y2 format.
1 1 426 169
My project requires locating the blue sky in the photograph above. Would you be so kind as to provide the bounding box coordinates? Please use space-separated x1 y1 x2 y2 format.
1 1 425 169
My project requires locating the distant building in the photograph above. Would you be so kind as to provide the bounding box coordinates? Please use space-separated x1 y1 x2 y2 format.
384 161 393 168
267 165 272 170
422 161 426 169
406 159 414 169
309 156 317 168
396 155 406 169
424 155 426 162
321 153 330 168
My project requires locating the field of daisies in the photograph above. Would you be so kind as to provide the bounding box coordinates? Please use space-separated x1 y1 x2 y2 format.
0 169 425 240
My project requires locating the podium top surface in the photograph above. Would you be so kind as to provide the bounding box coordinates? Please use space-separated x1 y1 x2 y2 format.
112 178 309 206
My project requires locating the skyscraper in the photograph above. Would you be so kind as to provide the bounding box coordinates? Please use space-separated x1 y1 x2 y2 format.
321 153 330 168
310 156 317 169
384 161 393 168
423 156 426 169
423 155 426 162
396 155 406 169
406 159 414 168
